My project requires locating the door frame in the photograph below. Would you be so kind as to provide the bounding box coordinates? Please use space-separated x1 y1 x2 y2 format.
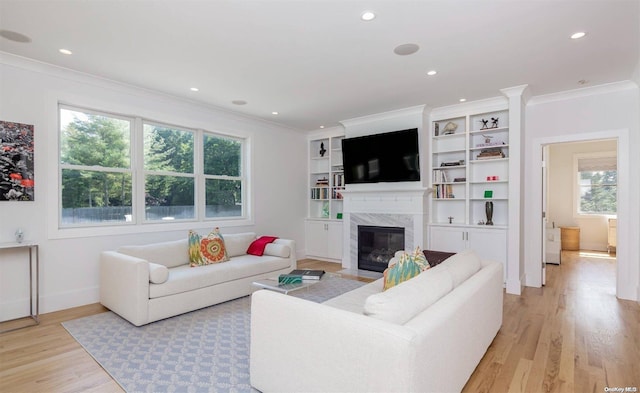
531 129 630 299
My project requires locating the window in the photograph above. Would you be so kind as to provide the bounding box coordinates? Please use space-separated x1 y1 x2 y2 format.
58 105 247 228
59 107 133 225
575 153 617 215
143 123 195 221
203 133 243 218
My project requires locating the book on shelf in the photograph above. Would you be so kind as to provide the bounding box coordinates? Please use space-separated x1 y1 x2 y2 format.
288 269 325 280
332 172 345 187
433 169 449 183
476 147 505 160
311 186 329 199
435 184 454 199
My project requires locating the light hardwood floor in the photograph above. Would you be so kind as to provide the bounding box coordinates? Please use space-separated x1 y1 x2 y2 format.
1 252 638 392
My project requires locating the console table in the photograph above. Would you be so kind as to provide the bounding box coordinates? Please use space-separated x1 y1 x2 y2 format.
0 242 39 332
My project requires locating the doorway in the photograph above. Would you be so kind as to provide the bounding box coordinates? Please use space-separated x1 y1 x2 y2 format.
542 139 618 287
533 129 629 299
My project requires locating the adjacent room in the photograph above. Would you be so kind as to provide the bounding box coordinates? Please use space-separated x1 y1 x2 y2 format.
1 1 639 392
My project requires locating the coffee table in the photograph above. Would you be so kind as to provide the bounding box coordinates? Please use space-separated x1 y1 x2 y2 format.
252 275 325 294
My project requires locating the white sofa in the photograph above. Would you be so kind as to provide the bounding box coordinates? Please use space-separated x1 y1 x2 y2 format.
100 232 296 326
250 250 503 393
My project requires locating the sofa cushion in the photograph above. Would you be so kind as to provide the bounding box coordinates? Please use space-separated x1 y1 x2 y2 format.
118 239 188 268
149 254 290 299
383 247 430 290
148 262 169 284
224 232 257 257
438 249 481 287
263 243 290 258
364 267 454 324
323 277 384 313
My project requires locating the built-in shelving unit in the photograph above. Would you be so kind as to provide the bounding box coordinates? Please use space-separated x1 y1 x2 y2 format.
430 109 509 226
429 106 510 283
306 130 345 262
308 135 344 219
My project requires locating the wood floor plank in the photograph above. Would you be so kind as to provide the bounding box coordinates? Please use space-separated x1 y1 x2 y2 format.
507 358 532 393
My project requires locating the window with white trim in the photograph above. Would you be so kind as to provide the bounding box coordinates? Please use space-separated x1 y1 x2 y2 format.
60 107 133 225
59 105 247 227
575 153 617 215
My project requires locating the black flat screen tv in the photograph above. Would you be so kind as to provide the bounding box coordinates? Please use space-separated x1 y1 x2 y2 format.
341 128 420 184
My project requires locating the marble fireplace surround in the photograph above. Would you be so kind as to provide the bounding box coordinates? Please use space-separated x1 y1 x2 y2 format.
341 188 429 271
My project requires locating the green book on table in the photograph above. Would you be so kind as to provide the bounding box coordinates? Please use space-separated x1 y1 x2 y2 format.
278 274 303 284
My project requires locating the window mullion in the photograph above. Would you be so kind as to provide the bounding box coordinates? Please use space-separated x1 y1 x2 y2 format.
133 117 145 224
195 129 204 221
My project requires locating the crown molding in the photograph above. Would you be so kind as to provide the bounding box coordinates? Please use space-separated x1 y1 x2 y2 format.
429 95 508 120
340 105 426 128
528 80 638 106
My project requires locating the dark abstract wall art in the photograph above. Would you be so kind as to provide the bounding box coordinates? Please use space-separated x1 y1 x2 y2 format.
0 120 34 201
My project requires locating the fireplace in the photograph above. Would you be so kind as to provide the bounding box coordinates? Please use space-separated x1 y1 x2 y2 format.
358 225 405 272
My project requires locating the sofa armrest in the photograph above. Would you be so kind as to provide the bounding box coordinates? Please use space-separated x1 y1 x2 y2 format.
273 238 297 269
250 290 416 393
99 251 150 326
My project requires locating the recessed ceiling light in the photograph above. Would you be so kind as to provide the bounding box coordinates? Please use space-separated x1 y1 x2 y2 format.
361 11 376 21
59 48 72 55
393 43 419 56
190 87 199 92
570 31 586 39
232 100 247 105
0 29 32 43
271 111 279 115
427 70 437 76
319 126 325 129
459 98 467 102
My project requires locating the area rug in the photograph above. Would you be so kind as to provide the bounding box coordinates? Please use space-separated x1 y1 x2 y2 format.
62 276 366 393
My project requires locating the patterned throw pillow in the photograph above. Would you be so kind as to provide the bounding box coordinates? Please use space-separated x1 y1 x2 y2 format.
188 228 230 267
383 247 430 291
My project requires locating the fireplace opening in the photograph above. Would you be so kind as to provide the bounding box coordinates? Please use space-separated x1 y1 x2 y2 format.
358 225 405 273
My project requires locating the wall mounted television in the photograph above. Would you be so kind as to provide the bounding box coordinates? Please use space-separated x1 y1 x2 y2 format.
341 128 420 184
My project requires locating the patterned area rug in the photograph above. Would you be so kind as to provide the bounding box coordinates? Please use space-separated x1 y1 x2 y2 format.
62 275 366 393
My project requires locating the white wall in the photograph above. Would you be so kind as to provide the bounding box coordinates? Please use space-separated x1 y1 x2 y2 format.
547 140 617 251
525 82 640 301
0 54 307 320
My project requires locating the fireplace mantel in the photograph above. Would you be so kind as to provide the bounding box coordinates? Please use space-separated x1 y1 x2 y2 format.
342 187 431 215
341 187 430 270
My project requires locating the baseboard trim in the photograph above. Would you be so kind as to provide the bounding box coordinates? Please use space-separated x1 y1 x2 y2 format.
40 286 100 316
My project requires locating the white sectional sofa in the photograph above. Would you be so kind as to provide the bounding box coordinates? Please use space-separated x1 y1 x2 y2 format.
100 232 296 326
250 250 503 393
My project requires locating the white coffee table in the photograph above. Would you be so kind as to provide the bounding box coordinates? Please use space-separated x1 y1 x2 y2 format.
252 276 324 294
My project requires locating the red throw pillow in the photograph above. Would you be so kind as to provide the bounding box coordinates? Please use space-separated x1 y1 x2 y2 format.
247 236 279 256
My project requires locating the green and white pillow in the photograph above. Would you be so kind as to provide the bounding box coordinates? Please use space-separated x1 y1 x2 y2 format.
383 247 430 290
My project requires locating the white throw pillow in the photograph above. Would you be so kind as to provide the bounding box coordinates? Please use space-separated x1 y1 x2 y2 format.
148 262 169 284
263 243 290 258
363 268 454 325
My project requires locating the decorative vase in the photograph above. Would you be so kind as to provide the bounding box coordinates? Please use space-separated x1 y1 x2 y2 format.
485 201 494 226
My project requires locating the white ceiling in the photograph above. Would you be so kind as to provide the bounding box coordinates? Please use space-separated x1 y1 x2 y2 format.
1 0 638 131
